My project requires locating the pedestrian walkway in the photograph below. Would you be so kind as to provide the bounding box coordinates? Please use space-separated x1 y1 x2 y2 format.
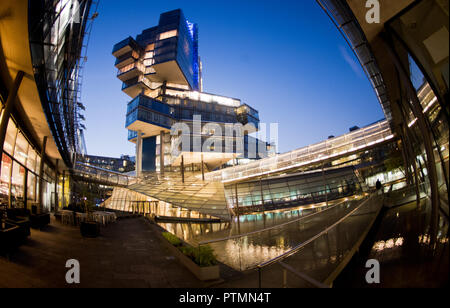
0 216 203 288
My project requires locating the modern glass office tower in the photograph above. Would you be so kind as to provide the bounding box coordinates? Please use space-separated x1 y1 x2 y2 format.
112 9 270 175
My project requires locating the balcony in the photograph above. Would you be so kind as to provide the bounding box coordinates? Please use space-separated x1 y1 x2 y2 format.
112 37 140 58
126 95 173 139
115 50 140 69
122 76 162 98
117 62 145 82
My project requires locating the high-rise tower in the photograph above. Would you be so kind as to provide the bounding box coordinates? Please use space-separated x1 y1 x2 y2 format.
112 9 269 175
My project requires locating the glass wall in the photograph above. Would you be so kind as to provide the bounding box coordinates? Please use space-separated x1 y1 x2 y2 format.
0 117 56 211
103 187 211 219
387 2 449 205
225 166 363 215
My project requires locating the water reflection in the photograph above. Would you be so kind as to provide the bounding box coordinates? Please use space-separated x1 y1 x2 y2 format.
157 198 361 270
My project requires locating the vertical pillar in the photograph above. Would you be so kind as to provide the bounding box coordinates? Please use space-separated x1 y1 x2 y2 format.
54 159 59 213
160 131 165 175
259 177 265 213
235 183 241 234
235 183 240 216
23 169 28 209
136 130 142 177
322 162 328 206
181 155 185 183
0 71 24 156
201 154 205 181
38 136 48 212
62 171 65 209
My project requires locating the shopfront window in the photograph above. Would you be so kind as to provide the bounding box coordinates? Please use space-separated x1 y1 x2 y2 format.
0 153 12 205
27 172 36 205
11 161 25 208
14 131 29 165
4 119 17 155
26 146 37 172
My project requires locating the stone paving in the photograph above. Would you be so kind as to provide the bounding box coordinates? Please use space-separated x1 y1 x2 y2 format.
0 216 204 288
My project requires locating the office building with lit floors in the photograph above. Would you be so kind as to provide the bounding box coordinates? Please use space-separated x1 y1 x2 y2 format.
108 9 276 220
107 9 398 222
0 0 95 233
113 9 270 176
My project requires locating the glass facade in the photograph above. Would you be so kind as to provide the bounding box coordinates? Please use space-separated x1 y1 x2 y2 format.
0 117 56 212
225 166 363 215
28 0 93 166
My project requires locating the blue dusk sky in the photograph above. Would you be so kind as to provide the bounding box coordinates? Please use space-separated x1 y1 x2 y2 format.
81 0 384 158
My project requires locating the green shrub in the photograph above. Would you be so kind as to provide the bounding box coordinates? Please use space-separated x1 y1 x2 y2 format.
162 232 182 247
194 245 217 267
180 245 217 267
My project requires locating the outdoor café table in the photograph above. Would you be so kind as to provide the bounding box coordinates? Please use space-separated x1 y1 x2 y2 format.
75 212 87 225
59 210 75 225
92 211 116 226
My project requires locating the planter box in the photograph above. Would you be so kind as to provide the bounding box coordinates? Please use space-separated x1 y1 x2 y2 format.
159 233 220 281
30 213 50 229
80 221 100 238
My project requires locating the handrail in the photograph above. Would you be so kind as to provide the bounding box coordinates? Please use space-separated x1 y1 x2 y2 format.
257 194 377 268
206 120 394 183
75 162 135 178
73 162 136 186
278 261 331 288
198 199 349 246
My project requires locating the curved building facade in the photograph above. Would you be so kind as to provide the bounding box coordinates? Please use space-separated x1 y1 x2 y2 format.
0 0 94 212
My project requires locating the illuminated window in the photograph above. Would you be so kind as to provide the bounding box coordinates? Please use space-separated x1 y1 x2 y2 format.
144 59 154 67
4 119 17 155
14 132 29 165
159 30 178 41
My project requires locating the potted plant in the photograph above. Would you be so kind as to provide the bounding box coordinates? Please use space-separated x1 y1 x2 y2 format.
80 199 100 238
161 232 220 281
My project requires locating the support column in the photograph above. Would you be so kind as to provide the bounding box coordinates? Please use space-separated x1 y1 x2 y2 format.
259 177 265 213
322 162 328 206
201 154 205 181
38 136 48 213
62 171 66 209
136 130 142 177
235 183 240 216
160 131 165 175
181 155 185 183
0 71 25 156
235 183 240 233
54 159 59 213
23 169 28 210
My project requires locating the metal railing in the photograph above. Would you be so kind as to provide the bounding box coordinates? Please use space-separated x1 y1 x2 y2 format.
205 120 394 183
197 196 370 271
73 162 136 187
256 193 383 288
198 199 349 246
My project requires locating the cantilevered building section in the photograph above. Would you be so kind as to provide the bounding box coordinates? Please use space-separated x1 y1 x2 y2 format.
112 9 269 176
